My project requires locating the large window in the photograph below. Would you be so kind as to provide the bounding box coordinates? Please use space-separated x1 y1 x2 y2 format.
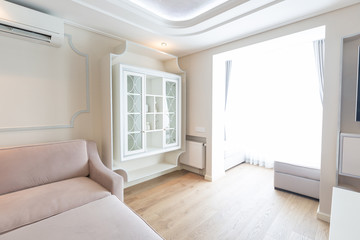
223 27 325 168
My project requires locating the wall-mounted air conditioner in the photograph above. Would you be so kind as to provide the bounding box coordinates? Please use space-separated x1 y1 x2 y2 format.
0 1 64 47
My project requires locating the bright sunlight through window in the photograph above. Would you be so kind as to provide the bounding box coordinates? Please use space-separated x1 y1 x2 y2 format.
218 26 325 169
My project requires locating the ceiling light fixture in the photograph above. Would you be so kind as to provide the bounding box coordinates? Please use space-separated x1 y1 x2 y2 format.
161 42 167 47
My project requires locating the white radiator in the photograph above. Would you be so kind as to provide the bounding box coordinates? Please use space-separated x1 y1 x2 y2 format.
180 140 206 169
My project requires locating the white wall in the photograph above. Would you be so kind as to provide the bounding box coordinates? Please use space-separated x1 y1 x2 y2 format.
0 24 124 154
179 3 360 218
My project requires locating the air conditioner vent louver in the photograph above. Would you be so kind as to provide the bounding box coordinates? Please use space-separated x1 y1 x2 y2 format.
0 23 52 43
0 1 64 47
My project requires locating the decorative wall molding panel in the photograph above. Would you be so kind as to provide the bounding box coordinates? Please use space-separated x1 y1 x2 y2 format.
0 33 89 132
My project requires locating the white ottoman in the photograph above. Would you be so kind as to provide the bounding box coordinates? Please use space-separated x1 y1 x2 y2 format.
274 161 320 199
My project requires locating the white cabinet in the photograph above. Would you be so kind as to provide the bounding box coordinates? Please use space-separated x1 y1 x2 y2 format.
115 64 181 162
101 41 185 186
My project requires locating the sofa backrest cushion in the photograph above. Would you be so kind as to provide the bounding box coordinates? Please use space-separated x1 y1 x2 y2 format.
0 140 89 195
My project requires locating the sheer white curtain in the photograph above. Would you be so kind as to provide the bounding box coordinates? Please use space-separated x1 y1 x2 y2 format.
224 60 232 141
313 39 325 104
225 40 323 169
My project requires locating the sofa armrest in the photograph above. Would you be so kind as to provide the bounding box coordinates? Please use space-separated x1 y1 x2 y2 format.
86 141 124 201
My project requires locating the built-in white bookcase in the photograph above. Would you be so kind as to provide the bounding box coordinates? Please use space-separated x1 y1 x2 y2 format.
113 64 181 160
101 41 186 187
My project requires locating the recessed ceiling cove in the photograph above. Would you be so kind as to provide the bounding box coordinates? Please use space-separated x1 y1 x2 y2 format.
73 0 282 35
127 0 231 21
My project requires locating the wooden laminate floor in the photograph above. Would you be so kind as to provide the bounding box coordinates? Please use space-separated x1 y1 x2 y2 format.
124 163 329 240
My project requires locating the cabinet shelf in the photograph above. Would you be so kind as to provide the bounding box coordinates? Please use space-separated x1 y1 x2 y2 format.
146 129 163 133
126 163 178 182
146 94 162 97
116 146 182 162
128 131 143 134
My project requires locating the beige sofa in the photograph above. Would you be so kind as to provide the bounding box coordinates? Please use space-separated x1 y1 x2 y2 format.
0 140 162 240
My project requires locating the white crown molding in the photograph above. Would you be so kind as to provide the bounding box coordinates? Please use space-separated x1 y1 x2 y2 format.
0 33 90 132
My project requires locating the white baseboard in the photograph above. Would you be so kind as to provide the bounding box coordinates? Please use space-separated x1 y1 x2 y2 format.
180 164 205 176
317 206 331 222
204 172 226 182
204 174 212 181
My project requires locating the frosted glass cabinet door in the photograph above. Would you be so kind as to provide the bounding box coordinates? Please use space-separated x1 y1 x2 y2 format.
117 64 181 161
124 71 145 155
164 79 178 146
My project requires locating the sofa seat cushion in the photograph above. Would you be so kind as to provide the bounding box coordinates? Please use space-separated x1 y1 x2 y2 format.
0 177 110 234
0 195 163 240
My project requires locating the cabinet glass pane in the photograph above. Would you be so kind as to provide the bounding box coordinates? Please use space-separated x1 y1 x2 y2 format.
166 129 176 145
166 97 176 113
164 113 176 129
125 72 144 155
127 75 142 94
128 95 141 113
128 132 142 151
166 81 176 97
170 113 176 128
128 114 141 132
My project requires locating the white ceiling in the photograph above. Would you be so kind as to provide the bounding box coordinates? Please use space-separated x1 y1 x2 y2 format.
5 0 360 56
127 0 231 21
